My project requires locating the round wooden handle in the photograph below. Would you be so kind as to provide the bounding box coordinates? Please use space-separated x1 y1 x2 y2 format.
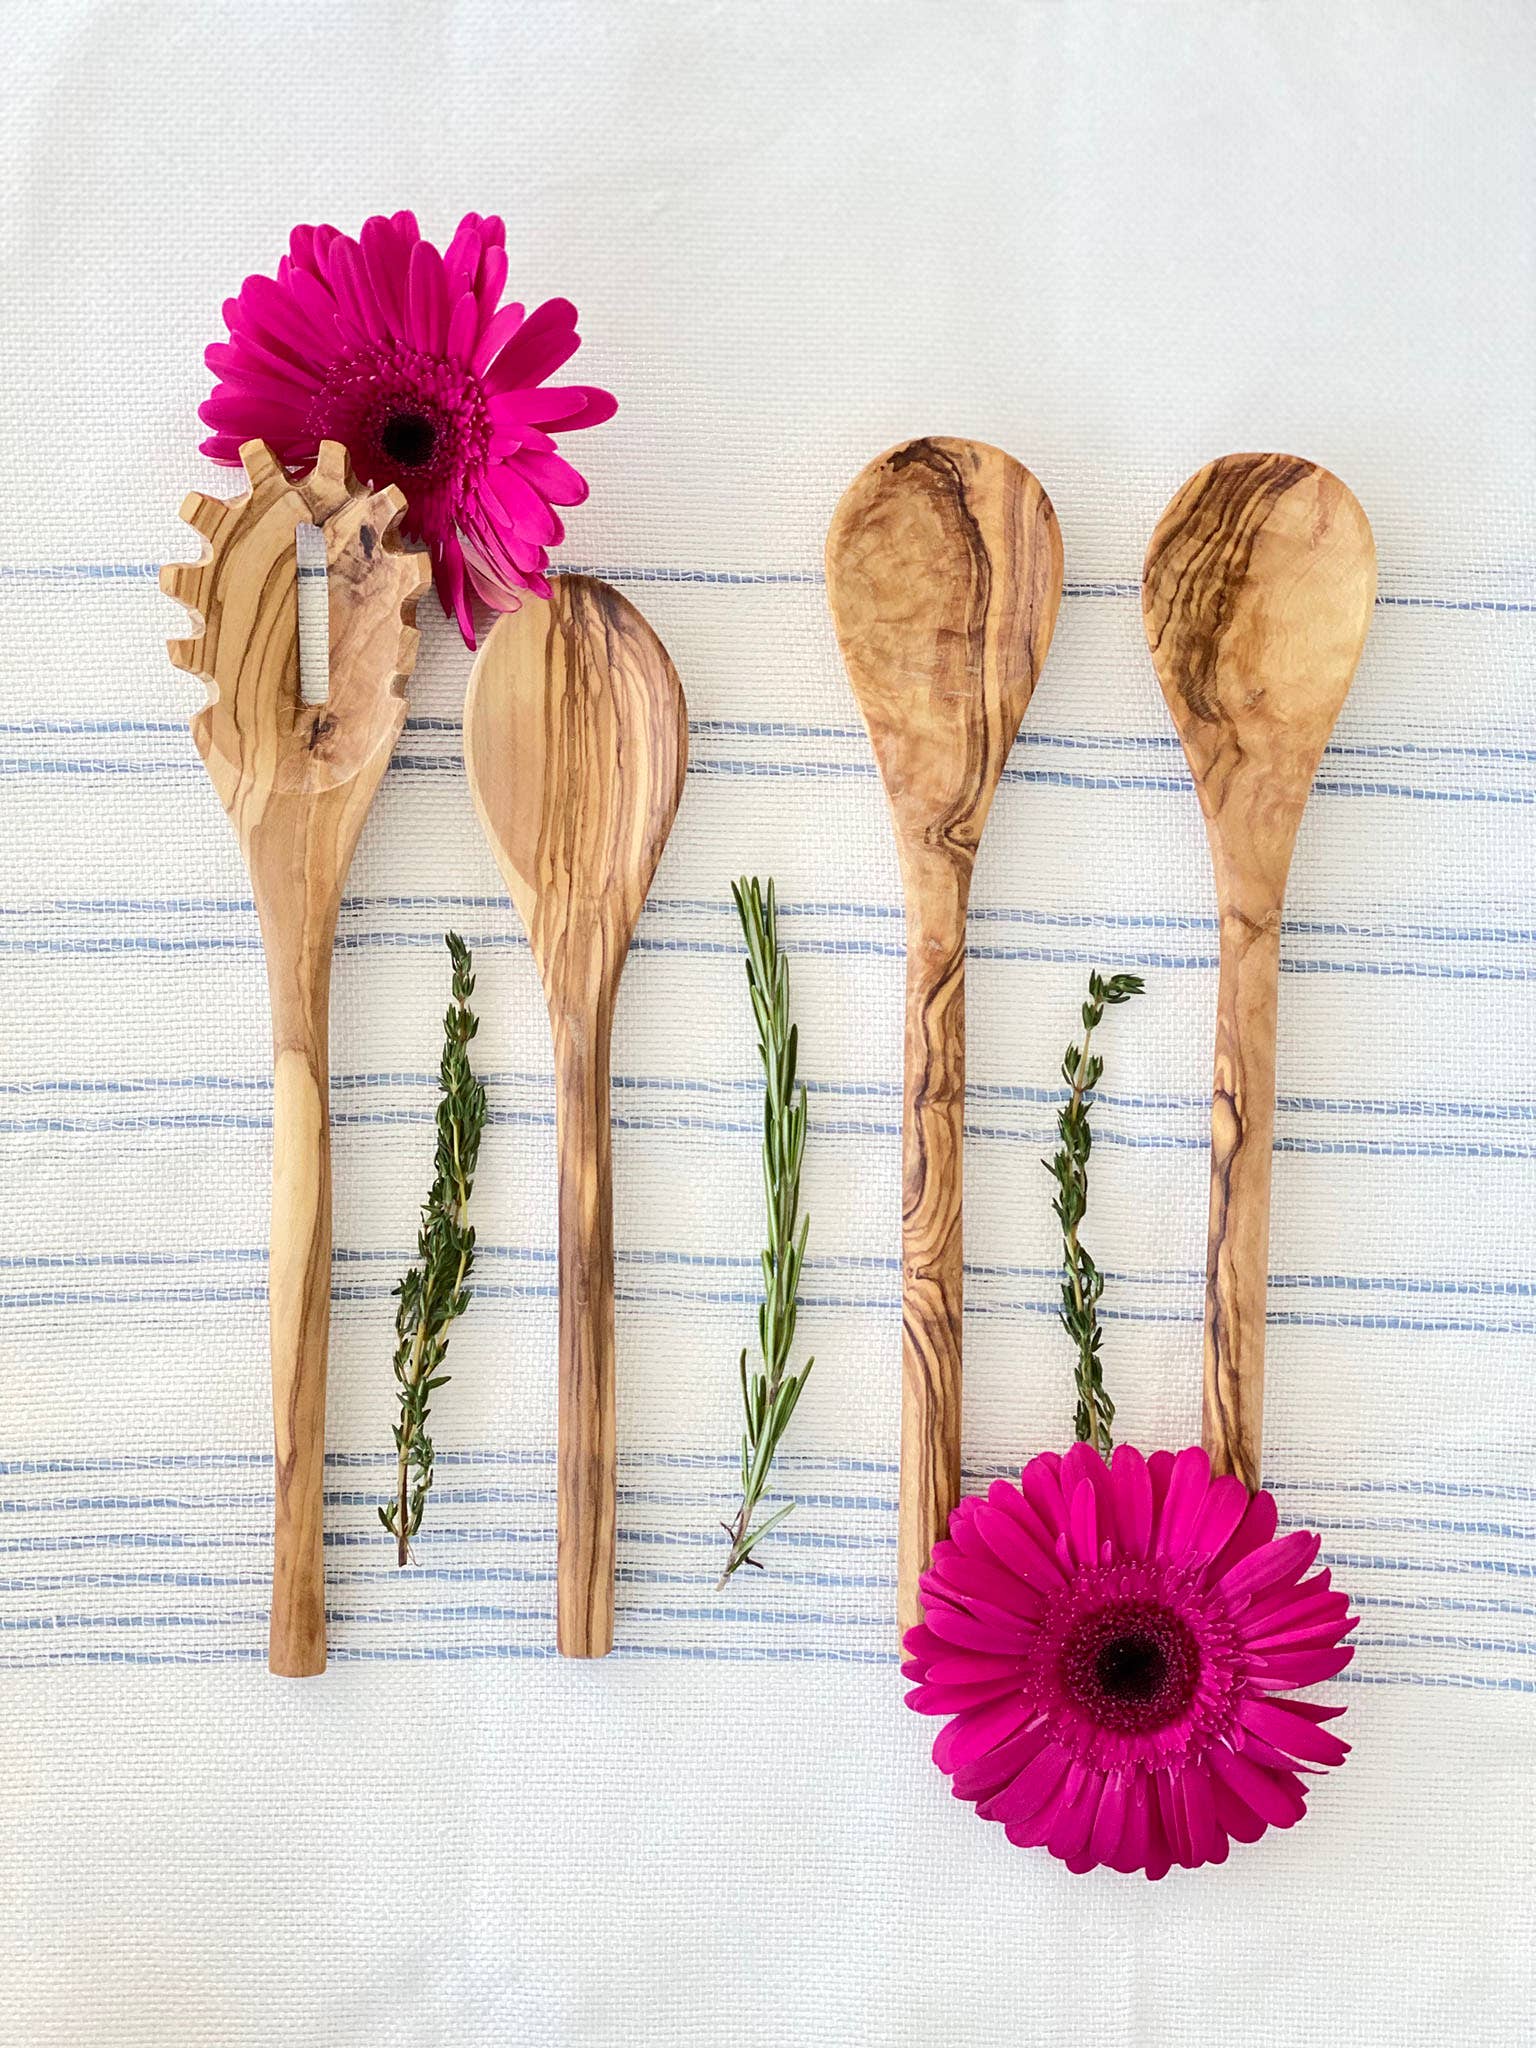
552 1003 618 1657
1202 903 1283 1490
266 1029 332 1678
897 869 971 1643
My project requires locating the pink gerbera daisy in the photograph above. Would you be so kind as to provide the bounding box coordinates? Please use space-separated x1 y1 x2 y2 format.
199 210 616 648
903 1443 1358 1878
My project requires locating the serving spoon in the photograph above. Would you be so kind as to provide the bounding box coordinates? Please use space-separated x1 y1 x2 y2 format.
1142 452 1375 1489
162 438 428 1675
464 576 687 1656
826 437 1064 1641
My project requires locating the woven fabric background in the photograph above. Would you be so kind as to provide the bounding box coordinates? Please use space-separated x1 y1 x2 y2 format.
3 3 1533 2042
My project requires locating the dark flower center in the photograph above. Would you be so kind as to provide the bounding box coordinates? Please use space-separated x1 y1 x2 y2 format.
379 411 438 469
1095 1631 1167 1702
1060 1599 1201 1734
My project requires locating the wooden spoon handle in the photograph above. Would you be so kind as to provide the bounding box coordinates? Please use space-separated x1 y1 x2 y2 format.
264 938 335 1678
551 995 618 1657
1204 900 1283 1490
897 863 971 1641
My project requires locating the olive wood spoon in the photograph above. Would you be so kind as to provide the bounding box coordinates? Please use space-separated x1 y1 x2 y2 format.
826 437 1063 1642
1142 453 1375 1489
162 438 428 1675
464 576 687 1657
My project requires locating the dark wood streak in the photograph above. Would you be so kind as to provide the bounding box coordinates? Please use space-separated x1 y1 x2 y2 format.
1142 453 1376 1490
162 438 428 1676
463 575 687 1658
827 438 1063 1642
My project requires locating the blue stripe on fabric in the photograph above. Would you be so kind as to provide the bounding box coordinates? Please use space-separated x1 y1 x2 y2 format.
4 1480 1530 1543
0 1648 1526 1684
13 890 1536 955
8 748 1530 807
8 556 1536 612
9 929 1536 987
4 1064 1534 1131
4 1567 1533 1624
10 1278 1536 1331
4 1449 1535 1497
10 714 1536 777
4 1247 1535 1305
3 1099 1533 1161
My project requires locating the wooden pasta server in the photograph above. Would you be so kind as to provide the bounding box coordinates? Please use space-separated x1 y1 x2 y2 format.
162 438 428 1675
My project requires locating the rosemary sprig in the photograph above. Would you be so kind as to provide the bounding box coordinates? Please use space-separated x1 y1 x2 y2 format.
1045 970 1145 1458
718 877 813 1587
380 932 487 1564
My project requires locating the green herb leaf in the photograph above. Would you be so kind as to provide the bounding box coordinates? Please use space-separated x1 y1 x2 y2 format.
717 878 814 1587
379 933 488 1563
1047 968 1144 1456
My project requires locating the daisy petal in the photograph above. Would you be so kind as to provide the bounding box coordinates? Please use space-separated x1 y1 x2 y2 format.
509 449 590 507
1246 1644 1356 1686
1066 1468 1100 1568
1180 1764 1225 1868
923 1545 1044 1619
1211 1771 1268 1844
434 531 476 649
977 1490 1065 1587
1155 1445 1211 1557
360 213 407 330
920 1596 1034 1655
1017 1452 1066 1537
407 236 449 355
933 1693 1031 1775
1154 1769 1190 1866
1209 1485 1279 1581
1209 1742 1308 1829
1088 1769 1129 1868
470 301 528 378
1046 1763 1102 1863
206 334 322 392
952 1734 1046 1809
476 240 509 322
1219 1527 1322 1606
446 290 482 365
489 383 616 431
1112 1774 1153 1874
1004 1790 1069 1851
482 296 582 389
1191 1472 1250 1559
904 1675 1031 1716
485 462 562 545
978 1740 1071 1826
1109 1443 1153 1557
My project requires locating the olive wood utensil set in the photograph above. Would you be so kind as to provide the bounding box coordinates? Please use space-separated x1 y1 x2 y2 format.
164 435 1373 1671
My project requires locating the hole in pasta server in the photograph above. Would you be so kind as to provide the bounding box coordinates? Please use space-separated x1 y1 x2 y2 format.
295 522 329 706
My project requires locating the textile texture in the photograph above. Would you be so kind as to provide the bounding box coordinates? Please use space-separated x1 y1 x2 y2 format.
2 2 1531 2042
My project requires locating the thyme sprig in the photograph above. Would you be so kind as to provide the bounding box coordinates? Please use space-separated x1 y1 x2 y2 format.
718 878 813 1586
1045 970 1145 1458
381 933 487 1564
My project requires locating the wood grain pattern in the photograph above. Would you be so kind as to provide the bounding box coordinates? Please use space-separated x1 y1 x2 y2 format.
162 438 428 1676
826 438 1064 1642
1142 452 1375 1489
463 576 687 1657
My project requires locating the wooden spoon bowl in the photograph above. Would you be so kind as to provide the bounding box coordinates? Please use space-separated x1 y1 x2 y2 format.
827 437 1063 1640
1143 452 1376 1487
464 575 687 1656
